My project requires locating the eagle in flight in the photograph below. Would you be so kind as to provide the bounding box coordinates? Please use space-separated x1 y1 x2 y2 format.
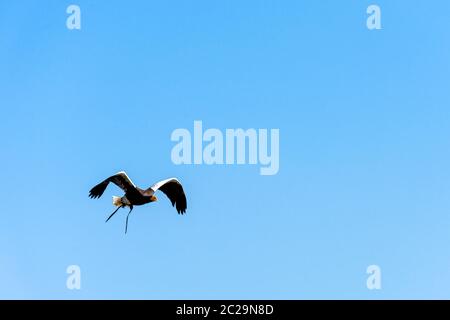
89 171 187 233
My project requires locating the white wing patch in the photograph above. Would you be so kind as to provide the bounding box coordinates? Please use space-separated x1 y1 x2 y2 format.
150 177 180 192
116 171 136 187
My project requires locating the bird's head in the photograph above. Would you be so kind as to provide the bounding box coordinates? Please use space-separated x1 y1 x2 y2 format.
150 195 158 202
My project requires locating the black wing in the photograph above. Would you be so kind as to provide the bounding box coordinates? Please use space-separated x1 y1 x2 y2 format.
147 178 187 214
89 171 138 199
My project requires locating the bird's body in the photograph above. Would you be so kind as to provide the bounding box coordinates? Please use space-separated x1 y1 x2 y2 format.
113 189 151 207
89 171 187 233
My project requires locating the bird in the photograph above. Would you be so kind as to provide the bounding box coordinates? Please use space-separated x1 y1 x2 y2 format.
89 171 187 233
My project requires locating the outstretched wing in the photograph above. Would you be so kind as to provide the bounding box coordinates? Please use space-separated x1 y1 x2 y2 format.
146 178 187 214
89 171 138 199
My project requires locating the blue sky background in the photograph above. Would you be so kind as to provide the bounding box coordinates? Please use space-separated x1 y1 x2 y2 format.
1 0 450 299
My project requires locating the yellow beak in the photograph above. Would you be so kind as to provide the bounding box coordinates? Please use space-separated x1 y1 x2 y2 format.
150 195 158 202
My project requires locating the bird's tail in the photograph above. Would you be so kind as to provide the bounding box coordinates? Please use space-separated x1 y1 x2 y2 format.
112 196 123 207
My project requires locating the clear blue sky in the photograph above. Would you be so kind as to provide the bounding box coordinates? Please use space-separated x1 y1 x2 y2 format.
1 0 450 299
